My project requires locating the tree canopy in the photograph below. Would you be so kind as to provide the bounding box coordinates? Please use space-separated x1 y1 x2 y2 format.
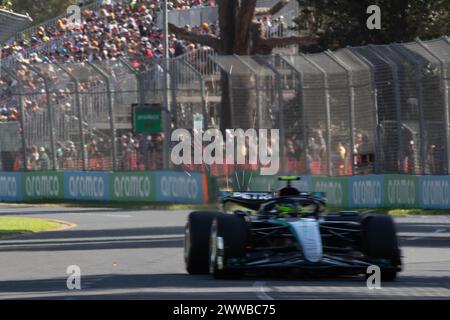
169 0 318 131
169 0 317 55
0 0 12 10
9 0 79 24
297 0 450 52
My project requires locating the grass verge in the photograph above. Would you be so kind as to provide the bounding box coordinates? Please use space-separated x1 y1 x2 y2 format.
0 216 63 239
0 200 220 211
326 208 450 216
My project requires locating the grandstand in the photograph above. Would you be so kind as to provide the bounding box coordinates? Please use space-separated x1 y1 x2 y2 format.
0 1 230 172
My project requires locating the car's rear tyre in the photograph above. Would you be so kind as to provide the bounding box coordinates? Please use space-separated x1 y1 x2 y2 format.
185 211 221 275
361 214 401 281
210 214 247 279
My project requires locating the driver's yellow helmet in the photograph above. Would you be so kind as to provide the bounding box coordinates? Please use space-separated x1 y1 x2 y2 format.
276 203 302 218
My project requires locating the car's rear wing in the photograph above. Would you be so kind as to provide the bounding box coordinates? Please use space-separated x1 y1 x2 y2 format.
218 192 274 211
218 191 327 211
219 192 274 200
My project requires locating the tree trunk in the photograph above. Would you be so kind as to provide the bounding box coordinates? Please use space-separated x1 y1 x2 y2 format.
218 1 237 132
231 73 257 129
219 0 237 54
220 72 233 133
168 0 316 133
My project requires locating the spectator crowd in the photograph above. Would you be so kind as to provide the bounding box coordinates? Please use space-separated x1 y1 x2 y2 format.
1 0 220 124
0 0 337 176
0 0 291 124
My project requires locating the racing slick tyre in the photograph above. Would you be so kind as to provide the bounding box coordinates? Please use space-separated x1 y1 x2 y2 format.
209 214 247 279
185 211 221 275
361 214 401 281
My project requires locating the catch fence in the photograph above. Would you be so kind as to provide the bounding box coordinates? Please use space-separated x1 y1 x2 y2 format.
1 37 449 177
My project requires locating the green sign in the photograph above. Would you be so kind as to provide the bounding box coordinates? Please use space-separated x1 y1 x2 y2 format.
110 172 155 202
22 172 64 200
133 104 162 134
312 176 349 208
384 175 419 208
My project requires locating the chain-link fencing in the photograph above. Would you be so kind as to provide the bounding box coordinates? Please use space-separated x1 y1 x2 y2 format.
1 37 449 177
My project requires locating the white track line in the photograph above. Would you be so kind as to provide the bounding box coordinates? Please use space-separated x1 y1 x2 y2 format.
253 281 274 300
405 228 446 241
96 214 132 218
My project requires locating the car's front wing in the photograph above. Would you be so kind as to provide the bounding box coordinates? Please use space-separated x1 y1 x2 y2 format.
228 253 378 275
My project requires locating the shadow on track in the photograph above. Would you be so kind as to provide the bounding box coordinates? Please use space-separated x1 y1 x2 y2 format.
0 208 152 217
1 274 449 300
0 226 184 252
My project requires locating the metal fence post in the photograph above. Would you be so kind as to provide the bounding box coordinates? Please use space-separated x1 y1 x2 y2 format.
261 55 286 173
55 62 88 171
393 44 427 174
280 56 309 175
235 55 262 129
87 62 118 171
169 60 179 129
347 47 381 173
367 45 405 174
227 70 235 129
119 58 145 107
325 50 356 176
180 59 208 130
302 54 333 176
1 66 28 171
162 0 171 170
118 58 152 171
0 125 2 170
416 39 450 174
155 60 173 170
120 58 160 171
27 64 58 171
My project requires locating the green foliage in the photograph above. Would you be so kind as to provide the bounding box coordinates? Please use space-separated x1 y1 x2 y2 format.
11 0 79 24
297 0 450 51
0 0 13 10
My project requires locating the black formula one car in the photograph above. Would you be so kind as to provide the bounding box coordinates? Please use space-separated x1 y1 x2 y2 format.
184 177 402 280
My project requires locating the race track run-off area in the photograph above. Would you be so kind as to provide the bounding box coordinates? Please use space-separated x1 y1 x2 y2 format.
0 206 449 300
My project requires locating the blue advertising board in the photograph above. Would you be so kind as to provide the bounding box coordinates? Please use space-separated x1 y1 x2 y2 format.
348 175 384 208
64 172 110 201
154 171 205 204
419 176 450 209
2 170 450 209
0 172 22 202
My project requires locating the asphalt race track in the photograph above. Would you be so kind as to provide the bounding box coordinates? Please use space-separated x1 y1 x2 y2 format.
0 205 449 300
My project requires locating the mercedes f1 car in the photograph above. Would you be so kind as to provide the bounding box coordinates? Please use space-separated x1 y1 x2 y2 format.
184 177 402 280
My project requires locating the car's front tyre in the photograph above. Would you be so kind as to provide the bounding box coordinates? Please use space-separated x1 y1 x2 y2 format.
209 214 247 279
185 211 221 275
361 214 401 281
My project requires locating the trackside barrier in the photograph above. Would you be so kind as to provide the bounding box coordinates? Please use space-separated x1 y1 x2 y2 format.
246 174 447 209
0 171 210 204
3 171 450 208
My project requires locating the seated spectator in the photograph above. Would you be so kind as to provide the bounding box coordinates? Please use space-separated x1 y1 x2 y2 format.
38 147 51 171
